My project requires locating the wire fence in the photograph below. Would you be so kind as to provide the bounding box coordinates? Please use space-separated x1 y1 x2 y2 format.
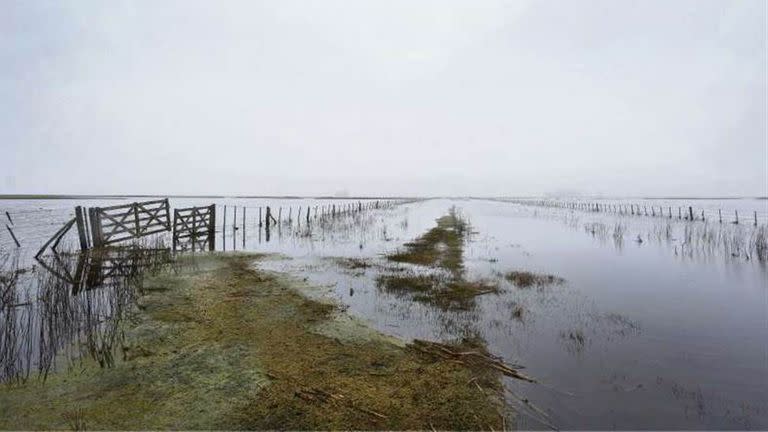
503 198 768 226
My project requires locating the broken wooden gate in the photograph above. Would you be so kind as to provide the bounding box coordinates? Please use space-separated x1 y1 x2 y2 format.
172 204 216 252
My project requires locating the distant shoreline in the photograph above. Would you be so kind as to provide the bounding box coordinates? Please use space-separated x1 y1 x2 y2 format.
0 194 765 201
0 194 420 200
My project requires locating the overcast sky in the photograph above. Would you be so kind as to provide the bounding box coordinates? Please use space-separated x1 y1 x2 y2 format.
1 0 765 197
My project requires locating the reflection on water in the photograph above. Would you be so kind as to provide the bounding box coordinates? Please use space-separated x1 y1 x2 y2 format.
258 199 768 430
2 198 766 429
1 244 174 384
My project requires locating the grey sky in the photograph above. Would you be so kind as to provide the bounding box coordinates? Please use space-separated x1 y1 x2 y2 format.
1 0 765 197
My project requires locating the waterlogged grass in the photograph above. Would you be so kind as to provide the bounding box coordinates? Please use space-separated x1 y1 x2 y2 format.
0 254 506 430
504 271 565 288
378 273 499 311
381 209 500 310
387 207 468 275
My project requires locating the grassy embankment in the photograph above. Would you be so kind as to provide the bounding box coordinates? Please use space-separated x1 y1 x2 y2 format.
0 254 507 430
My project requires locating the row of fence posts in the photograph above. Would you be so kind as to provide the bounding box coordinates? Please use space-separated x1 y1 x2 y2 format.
219 200 392 250
2 199 396 253
510 200 761 226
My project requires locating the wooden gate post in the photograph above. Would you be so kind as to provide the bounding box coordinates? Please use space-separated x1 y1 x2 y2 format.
208 204 216 251
75 206 89 250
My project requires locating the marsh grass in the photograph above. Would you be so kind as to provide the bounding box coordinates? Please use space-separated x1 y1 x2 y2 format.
377 272 500 311
380 208 501 311
505 271 565 289
387 207 468 275
0 238 177 385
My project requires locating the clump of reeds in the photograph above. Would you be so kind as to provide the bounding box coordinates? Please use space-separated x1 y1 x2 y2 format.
504 271 564 288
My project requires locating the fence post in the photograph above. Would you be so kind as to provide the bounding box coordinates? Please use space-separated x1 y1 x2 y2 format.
208 204 216 251
75 206 89 250
173 209 179 252
89 207 102 248
132 202 141 238
734 210 739 224
223 205 227 251
5 225 20 247
688 206 694 221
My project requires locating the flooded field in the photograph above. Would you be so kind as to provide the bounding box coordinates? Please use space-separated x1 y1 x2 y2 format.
1 197 767 429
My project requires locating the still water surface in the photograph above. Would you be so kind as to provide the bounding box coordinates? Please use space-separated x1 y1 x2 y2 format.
2 197 766 429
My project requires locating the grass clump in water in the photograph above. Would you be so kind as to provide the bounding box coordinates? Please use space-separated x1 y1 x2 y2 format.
377 272 499 311
387 207 468 275
381 208 499 311
505 270 564 288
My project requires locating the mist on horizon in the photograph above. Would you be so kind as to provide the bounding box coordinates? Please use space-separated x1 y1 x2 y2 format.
1 0 766 197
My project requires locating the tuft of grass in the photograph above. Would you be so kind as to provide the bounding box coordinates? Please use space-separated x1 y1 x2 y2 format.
377 272 499 311
335 257 374 270
511 304 525 321
505 271 564 288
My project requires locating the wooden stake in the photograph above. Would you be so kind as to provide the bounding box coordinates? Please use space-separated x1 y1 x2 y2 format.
75 206 89 250
5 224 20 247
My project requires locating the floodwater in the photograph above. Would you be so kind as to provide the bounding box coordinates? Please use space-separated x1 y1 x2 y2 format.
2 197 767 429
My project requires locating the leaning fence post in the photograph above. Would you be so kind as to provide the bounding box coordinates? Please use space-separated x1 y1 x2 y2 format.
5 224 20 247
4 211 12 225
688 206 694 221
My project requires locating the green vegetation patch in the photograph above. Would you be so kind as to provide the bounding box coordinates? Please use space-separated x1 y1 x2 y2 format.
0 254 507 430
381 208 499 311
387 207 469 275
378 273 499 311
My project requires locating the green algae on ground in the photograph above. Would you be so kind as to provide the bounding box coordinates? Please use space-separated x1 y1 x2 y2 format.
0 253 507 430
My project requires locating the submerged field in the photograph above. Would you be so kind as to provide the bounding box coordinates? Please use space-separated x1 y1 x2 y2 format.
1 197 767 430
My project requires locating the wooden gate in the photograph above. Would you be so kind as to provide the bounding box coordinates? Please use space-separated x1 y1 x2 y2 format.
88 199 171 247
172 204 216 252
89 198 171 247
